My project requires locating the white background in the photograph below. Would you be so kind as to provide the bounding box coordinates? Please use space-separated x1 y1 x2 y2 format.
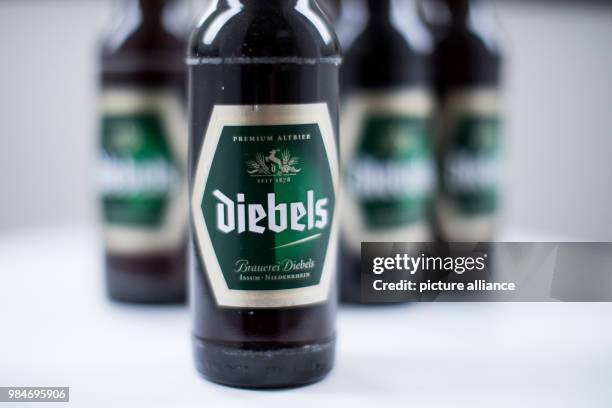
0 0 611 239
0 226 611 407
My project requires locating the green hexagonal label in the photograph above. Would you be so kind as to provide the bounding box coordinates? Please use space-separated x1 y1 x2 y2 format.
340 91 433 253
192 104 338 308
101 113 178 226
440 115 500 215
347 115 433 229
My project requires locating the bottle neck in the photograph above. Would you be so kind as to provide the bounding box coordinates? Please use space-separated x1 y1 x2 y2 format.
367 0 391 23
116 0 176 24
447 0 475 27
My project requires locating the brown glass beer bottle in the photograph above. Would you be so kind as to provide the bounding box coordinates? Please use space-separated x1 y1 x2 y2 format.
188 0 341 388
425 0 503 242
340 0 435 303
99 0 189 303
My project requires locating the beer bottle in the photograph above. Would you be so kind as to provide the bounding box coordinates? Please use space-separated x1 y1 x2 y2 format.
99 0 189 303
340 0 435 303
426 0 503 242
188 0 341 388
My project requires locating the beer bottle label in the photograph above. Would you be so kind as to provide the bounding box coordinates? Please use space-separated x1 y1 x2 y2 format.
99 89 188 255
191 104 339 308
435 89 501 241
341 90 434 253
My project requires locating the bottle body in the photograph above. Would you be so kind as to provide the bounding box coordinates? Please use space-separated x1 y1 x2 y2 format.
188 0 340 388
99 0 188 303
428 0 503 242
340 0 435 303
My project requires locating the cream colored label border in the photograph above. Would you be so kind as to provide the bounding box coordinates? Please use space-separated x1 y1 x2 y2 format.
435 88 501 241
100 89 188 255
340 89 434 253
191 103 339 308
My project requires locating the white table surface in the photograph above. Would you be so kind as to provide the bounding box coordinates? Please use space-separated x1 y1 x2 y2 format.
0 225 610 407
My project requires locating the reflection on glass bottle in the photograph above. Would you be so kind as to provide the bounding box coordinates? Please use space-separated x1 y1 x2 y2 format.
99 0 189 303
340 0 435 303
423 0 503 242
317 0 341 22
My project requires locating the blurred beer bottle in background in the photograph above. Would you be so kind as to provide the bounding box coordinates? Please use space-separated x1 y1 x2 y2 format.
340 0 435 303
98 0 190 303
422 0 503 242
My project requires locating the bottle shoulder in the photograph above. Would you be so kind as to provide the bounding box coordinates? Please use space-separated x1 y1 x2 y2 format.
100 22 187 77
434 28 502 61
342 20 433 90
188 4 341 61
345 24 428 64
433 28 502 90
101 24 185 57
